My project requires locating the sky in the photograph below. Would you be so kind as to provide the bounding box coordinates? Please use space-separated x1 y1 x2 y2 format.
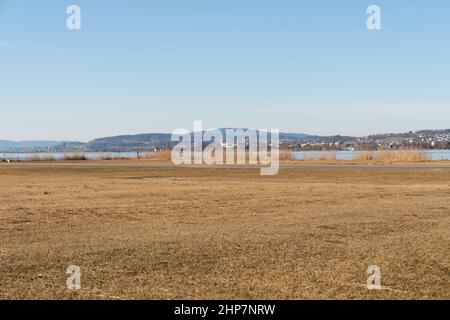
0 0 449 141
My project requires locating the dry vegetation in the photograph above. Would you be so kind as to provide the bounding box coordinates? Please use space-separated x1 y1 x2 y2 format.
352 150 431 162
142 149 291 163
140 150 172 161
3 149 447 165
302 151 338 161
0 164 449 300
157 149 436 164
279 150 296 161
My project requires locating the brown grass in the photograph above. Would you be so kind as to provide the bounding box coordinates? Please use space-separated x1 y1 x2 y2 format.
295 150 435 163
351 150 432 162
353 151 374 161
140 150 172 161
25 154 55 162
63 153 88 161
95 155 113 161
0 164 449 300
374 150 431 162
278 150 295 161
25 154 42 162
13 149 444 164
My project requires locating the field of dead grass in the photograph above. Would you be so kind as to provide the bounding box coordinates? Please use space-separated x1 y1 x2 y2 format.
0 164 449 299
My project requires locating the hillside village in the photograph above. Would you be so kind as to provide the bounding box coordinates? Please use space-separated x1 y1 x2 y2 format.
286 129 450 151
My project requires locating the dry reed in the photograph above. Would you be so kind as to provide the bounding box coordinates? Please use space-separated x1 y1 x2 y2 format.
352 150 431 162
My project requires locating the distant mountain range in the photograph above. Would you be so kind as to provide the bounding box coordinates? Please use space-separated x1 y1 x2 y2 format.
1 129 449 152
88 131 312 151
0 140 77 152
0 131 313 152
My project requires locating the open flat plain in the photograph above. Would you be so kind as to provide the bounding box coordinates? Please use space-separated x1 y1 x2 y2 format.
0 161 449 299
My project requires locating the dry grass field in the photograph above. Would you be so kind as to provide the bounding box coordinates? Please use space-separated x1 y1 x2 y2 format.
0 163 449 300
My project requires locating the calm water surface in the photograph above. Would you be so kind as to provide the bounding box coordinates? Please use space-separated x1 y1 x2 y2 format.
0 151 154 161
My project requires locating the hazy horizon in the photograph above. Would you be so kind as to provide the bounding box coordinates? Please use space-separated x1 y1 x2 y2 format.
1 1 449 141
1 126 449 144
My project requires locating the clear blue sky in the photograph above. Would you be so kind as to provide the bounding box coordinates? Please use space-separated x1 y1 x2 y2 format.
0 0 449 141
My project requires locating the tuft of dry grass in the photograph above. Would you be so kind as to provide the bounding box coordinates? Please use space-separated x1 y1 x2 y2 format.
352 150 431 162
63 153 88 161
294 150 435 163
279 150 295 161
94 154 114 161
25 154 42 162
25 154 55 162
352 151 374 161
140 150 172 161
41 155 56 161
375 150 431 162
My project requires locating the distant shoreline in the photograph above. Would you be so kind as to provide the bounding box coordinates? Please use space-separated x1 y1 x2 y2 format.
2 129 449 153
2 149 450 163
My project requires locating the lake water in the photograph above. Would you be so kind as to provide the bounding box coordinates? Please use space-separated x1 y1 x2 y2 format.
294 150 450 161
1 150 450 161
0 151 155 161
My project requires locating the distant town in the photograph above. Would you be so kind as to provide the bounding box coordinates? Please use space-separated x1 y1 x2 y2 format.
285 129 450 151
1 129 449 153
